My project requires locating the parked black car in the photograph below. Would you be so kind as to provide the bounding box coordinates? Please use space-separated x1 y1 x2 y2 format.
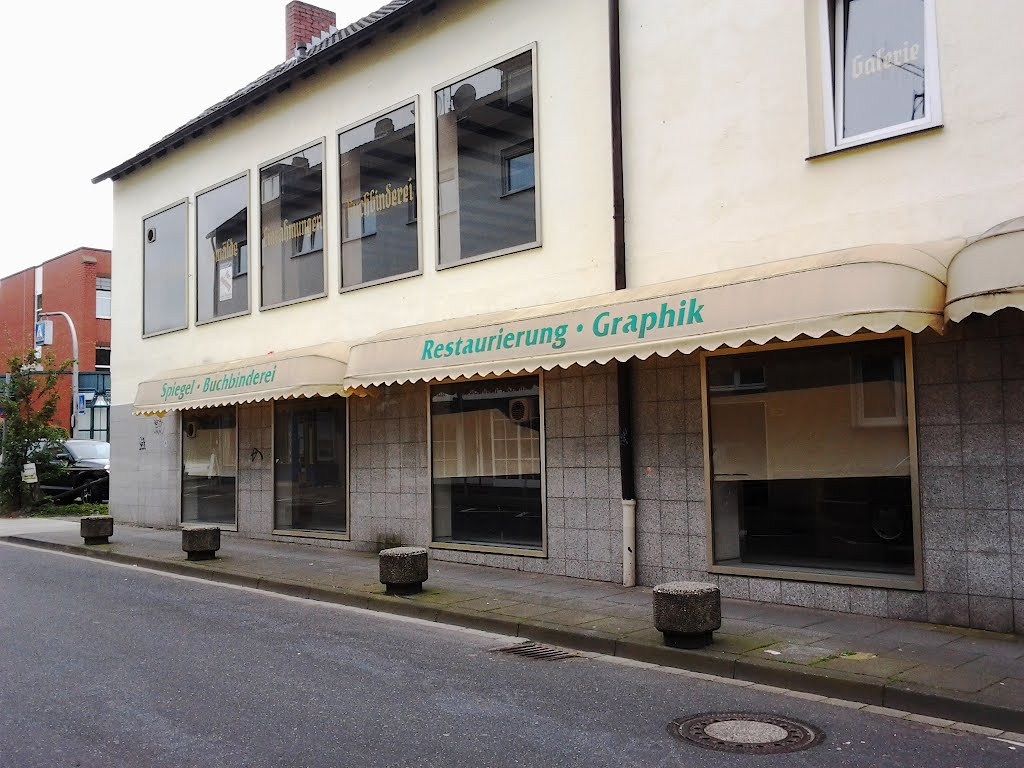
36 439 110 503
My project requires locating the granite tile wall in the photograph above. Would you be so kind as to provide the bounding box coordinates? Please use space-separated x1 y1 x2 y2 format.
108 404 180 528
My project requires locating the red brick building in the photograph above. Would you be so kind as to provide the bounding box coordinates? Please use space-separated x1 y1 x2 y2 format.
0 247 112 439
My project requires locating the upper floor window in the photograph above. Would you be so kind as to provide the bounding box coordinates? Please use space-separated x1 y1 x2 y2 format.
436 48 539 266
143 202 188 336
339 103 419 289
821 0 941 151
96 277 111 319
197 174 250 323
95 346 111 370
259 142 326 309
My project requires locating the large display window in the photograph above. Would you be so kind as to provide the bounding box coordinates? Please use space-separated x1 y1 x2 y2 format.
339 103 419 289
705 335 919 582
430 376 544 552
435 48 538 266
274 398 347 534
142 201 188 336
196 174 249 323
259 142 326 308
181 407 237 526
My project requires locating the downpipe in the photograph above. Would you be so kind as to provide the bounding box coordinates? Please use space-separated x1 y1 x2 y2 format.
622 499 636 587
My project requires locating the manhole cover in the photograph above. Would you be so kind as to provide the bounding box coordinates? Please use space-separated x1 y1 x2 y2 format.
669 713 824 754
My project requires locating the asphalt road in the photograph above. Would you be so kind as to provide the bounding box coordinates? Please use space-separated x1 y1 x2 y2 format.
0 542 1018 768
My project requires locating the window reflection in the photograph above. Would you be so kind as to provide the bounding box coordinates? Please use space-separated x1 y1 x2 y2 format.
182 407 237 526
260 144 325 306
274 398 347 533
339 104 419 287
197 175 249 322
436 51 537 264
431 376 543 549
840 0 926 138
707 339 914 575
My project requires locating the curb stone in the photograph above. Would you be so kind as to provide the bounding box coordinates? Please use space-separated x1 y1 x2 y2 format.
3 534 1020 732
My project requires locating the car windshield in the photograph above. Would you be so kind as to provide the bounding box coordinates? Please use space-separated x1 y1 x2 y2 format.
65 441 110 461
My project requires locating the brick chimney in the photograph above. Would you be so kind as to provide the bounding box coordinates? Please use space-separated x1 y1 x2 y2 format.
285 1 337 59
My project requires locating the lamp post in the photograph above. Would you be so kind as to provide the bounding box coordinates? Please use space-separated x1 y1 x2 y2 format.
39 311 79 437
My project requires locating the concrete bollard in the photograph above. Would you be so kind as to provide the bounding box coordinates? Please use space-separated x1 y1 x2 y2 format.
379 546 429 595
653 581 722 649
80 515 113 545
182 526 221 561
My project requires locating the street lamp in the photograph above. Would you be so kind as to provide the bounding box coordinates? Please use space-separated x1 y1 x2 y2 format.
38 311 79 437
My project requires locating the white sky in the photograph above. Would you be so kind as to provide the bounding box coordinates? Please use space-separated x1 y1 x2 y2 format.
0 0 384 276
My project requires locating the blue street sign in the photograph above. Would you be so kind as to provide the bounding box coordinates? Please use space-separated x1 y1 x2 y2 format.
34 320 53 346
77 393 87 415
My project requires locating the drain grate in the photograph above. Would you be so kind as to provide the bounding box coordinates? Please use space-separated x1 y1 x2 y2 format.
669 713 824 755
492 641 579 661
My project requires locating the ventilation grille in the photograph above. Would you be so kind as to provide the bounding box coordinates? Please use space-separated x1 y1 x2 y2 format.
491 642 579 661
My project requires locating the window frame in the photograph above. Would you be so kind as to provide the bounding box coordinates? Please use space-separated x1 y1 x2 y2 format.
817 0 942 154
141 198 190 339
427 371 548 557
257 138 329 312
95 346 111 370
194 171 253 326
701 331 922 590
95 276 112 320
271 397 351 541
433 43 543 271
336 98 424 294
179 405 239 531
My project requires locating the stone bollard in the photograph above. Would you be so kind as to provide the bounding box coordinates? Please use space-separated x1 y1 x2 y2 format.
379 546 428 595
653 581 722 649
182 526 221 561
80 515 113 545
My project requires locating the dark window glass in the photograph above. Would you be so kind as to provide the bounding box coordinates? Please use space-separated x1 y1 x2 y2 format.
197 175 249 321
431 376 543 549
339 104 418 287
840 0 926 138
436 51 537 264
274 398 347 533
143 203 187 334
95 347 111 369
182 407 237 525
706 338 914 576
260 143 325 307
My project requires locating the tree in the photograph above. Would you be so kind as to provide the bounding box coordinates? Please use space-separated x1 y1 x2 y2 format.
0 349 70 512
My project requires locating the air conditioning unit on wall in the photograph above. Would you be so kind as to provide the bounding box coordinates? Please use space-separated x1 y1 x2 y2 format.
508 397 533 424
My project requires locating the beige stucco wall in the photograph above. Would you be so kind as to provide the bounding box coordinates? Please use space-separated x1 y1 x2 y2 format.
620 0 1024 285
110 0 613 407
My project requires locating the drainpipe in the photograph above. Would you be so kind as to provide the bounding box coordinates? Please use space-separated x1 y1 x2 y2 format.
609 0 637 587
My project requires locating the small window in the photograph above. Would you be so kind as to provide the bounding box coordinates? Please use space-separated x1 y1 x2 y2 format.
95 347 111 370
196 174 250 323
820 0 940 151
338 103 419 289
259 143 326 308
142 202 188 335
436 49 538 265
95 277 111 320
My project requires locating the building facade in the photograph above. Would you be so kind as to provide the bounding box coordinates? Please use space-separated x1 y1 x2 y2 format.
98 0 1024 633
0 247 113 440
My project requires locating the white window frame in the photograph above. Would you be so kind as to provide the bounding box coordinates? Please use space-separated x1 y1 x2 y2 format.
96 277 112 319
95 346 111 370
818 0 942 152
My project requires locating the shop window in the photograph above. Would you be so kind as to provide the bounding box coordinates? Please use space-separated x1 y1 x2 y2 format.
705 337 916 578
259 142 326 308
436 49 538 265
197 174 249 323
819 0 940 151
430 376 543 550
182 407 237 526
95 346 111 370
142 202 188 335
95 277 111 319
274 398 347 533
339 103 419 289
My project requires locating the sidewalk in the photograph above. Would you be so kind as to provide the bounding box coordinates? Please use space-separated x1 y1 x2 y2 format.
4 520 1023 732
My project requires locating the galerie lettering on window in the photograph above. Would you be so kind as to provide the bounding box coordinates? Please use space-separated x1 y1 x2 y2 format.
823 0 939 149
197 174 249 323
